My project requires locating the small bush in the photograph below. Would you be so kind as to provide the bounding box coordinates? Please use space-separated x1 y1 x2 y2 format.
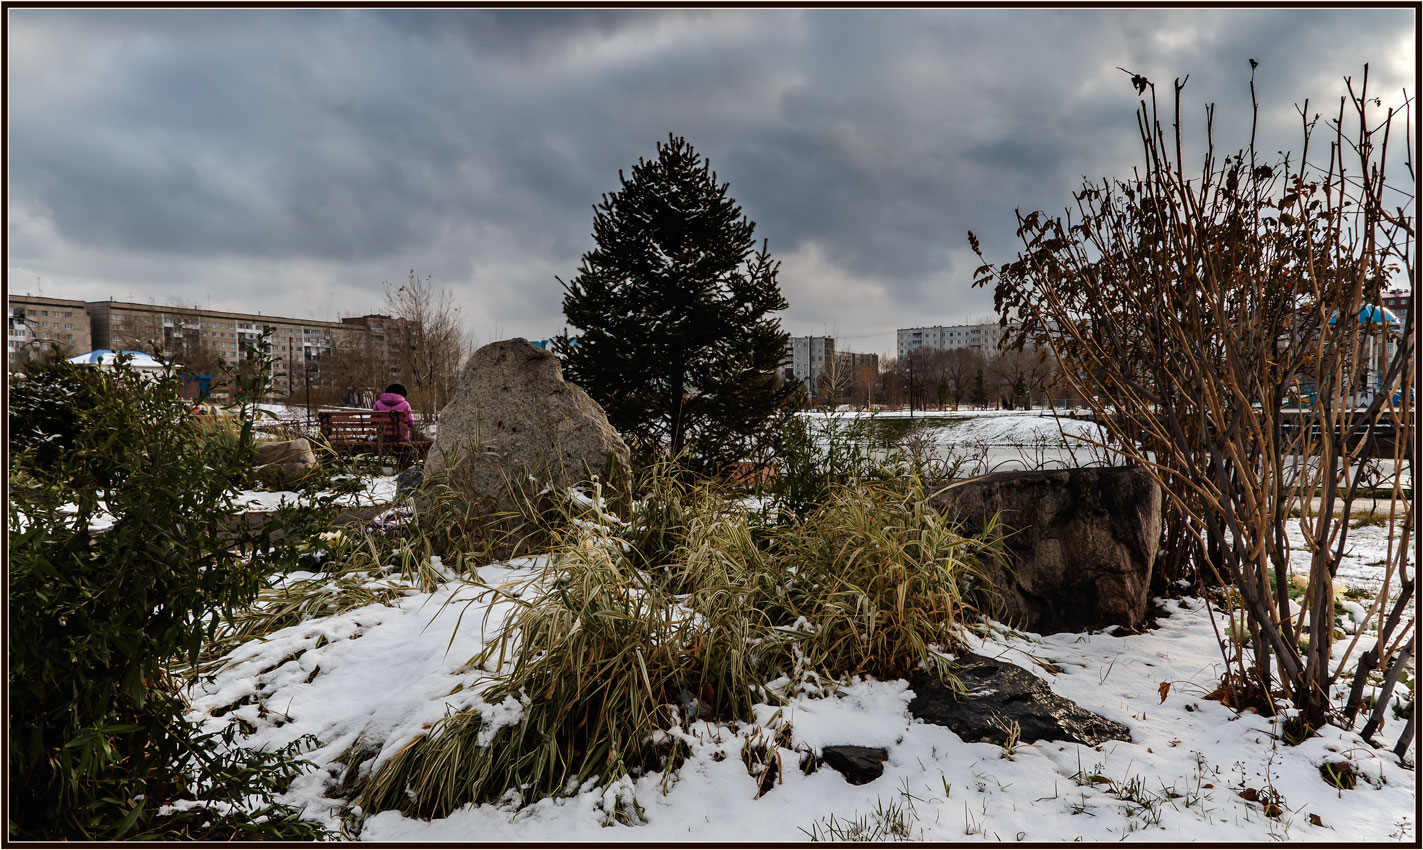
7 344 335 839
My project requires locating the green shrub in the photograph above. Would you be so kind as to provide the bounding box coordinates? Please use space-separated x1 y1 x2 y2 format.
7 346 334 839
764 413 965 521
765 412 883 517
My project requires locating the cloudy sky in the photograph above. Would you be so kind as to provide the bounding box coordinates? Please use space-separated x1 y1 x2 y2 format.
7 8 1415 357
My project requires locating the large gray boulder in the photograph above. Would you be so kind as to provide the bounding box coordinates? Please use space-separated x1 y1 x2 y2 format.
931 466 1161 634
426 339 632 515
909 654 1130 747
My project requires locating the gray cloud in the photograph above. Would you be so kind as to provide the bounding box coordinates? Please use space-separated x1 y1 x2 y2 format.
7 8 1413 356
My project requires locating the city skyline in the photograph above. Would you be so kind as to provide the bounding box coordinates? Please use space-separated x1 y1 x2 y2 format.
8 8 1414 358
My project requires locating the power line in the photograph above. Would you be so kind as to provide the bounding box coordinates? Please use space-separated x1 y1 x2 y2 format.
828 329 896 340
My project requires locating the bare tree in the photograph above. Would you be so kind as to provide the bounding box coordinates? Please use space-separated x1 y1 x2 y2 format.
973 66 1413 737
989 344 1057 408
384 270 471 417
817 351 855 408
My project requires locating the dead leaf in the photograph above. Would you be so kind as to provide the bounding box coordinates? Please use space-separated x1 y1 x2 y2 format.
1309 813 1324 827
1158 681 1171 704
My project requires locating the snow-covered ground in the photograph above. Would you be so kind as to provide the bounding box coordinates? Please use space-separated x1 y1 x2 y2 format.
61 476 401 533
235 475 399 514
187 525 1416 842
136 408 1408 840
804 411 1122 474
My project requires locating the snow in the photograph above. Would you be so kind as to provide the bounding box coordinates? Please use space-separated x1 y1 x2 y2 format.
235 475 399 513
804 410 1124 473
934 414 1107 447
186 504 1416 842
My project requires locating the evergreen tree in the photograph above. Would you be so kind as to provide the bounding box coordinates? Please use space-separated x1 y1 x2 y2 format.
555 134 793 472
971 369 987 409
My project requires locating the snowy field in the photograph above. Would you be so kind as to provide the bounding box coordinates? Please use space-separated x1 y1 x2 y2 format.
810 410 1412 486
186 508 1415 842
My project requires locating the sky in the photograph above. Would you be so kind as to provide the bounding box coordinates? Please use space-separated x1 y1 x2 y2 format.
6 8 1416 358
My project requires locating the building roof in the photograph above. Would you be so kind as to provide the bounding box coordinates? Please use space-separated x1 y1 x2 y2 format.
1327 304 1402 326
68 349 166 370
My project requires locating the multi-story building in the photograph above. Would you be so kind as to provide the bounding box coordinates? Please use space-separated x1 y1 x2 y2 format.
6 295 93 370
81 298 407 397
837 350 880 373
1382 290 1411 332
778 335 836 399
896 322 1000 358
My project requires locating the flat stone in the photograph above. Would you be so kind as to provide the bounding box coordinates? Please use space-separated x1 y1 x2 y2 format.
820 745 889 785
909 654 1130 747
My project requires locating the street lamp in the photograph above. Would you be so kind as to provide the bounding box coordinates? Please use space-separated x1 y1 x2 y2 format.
305 364 320 426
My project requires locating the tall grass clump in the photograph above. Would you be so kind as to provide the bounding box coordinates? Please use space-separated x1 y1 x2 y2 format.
780 475 1000 681
360 529 734 818
358 461 999 820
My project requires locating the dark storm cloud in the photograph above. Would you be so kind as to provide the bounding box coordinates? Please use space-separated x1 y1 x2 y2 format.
7 7 1413 351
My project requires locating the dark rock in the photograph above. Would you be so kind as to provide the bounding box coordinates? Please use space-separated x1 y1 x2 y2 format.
820 745 889 785
395 463 424 498
932 466 1161 634
909 654 1130 747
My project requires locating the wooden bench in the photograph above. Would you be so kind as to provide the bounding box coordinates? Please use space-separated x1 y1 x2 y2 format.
317 410 431 465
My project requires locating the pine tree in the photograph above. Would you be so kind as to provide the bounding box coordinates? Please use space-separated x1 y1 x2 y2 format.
971 369 987 409
555 134 793 473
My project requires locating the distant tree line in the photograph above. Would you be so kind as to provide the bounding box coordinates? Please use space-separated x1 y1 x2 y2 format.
804 343 1070 411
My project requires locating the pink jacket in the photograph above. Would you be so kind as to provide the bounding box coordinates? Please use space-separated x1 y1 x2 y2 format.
372 392 414 441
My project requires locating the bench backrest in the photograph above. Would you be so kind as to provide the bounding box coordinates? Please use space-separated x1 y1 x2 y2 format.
318 410 405 443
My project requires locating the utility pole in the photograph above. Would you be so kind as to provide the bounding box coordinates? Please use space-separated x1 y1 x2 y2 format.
907 352 915 419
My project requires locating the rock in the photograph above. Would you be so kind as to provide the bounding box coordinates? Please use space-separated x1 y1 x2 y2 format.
909 655 1130 747
255 437 316 467
931 466 1161 634
426 339 632 516
395 463 424 499
253 438 317 488
820 745 888 785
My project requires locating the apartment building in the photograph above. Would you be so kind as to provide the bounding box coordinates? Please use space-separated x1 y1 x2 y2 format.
836 350 880 376
778 335 836 399
1382 290 1411 332
31 297 407 397
7 295 93 370
896 322 1000 357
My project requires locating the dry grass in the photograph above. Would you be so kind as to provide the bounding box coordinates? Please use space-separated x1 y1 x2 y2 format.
356 468 998 819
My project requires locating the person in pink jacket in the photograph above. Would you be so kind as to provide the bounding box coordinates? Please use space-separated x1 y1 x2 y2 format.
372 383 415 441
